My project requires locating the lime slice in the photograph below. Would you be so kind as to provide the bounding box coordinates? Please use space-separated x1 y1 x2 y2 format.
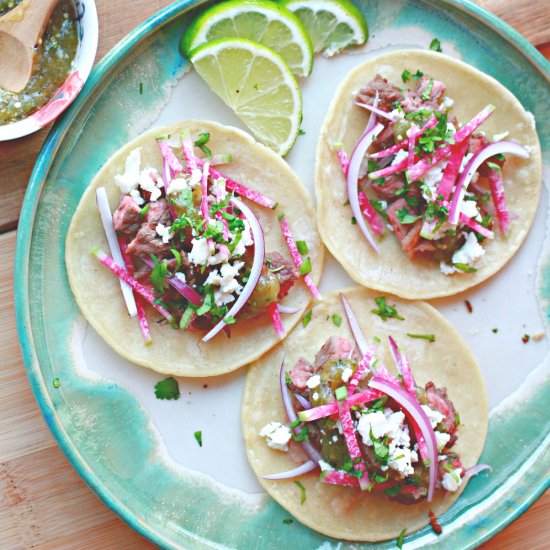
181 0 313 77
280 0 368 57
189 38 302 156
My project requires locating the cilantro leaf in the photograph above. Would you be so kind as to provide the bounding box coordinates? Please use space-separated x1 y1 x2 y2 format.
299 257 312 276
194 430 203 447
332 314 342 327
296 240 308 255
429 38 442 52
453 262 477 273
294 480 307 504
302 310 312 328
397 528 407 549
402 69 411 83
154 377 180 400
194 132 212 159
371 297 405 321
384 484 402 497
406 333 436 343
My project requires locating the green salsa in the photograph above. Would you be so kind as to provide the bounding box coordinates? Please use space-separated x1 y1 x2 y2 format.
0 0 78 125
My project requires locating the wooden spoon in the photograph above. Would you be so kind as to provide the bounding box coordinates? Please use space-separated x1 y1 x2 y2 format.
0 0 59 93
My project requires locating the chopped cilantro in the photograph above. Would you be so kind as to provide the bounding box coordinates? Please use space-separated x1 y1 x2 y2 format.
373 439 389 461
171 248 182 269
351 216 357 225
455 410 461 426
154 377 180 400
293 425 309 442
397 528 407 549
332 314 342 327
139 82 143 95
453 263 477 273
196 293 212 316
492 328 498 334
253 83 259 91
150 255 169 293
278 212 285 221
335 386 348 401
296 240 308 255
194 430 203 447
302 310 312 328
194 132 212 159
53 377 60 389
429 38 442 52
139 204 150 217
371 297 405 321
384 484 402 497
294 480 307 504
224 315 236 325
282 518 293 525
402 69 411 83
298 129 306 136
406 333 435 343
299 257 312 276
486 161 501 172
421 78 434 101
179 306 195 330
396 207 421 225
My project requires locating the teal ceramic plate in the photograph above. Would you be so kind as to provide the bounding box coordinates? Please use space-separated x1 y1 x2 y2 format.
15 1 550 548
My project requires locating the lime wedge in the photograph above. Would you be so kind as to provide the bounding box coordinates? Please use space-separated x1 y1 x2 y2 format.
280 0 368 57
189 38 302 156
181 0 313 77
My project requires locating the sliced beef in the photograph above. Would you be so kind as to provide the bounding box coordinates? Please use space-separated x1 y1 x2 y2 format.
387 198 409 242
145 198 171 226
126 224 173 259
266 251 299 299
289 357 314 390
425 382 458 434
313 336 360 371
356 75 404 112
372 173 406 199
113 196 142 237
415 76 446 102
401 220 423 259
374 122 397 152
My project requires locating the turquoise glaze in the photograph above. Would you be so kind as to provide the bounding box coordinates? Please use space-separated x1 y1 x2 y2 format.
15 0 550 548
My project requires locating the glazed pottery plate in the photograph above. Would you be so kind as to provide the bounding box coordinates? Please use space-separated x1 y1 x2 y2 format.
15 1 550 548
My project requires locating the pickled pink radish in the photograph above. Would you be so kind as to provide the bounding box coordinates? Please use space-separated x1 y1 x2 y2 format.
407 104 496 183
358 191 385 237
436 139 469 201
182 134 198 171
336 147 349 176
262 460 317 480
279 215 320 299
162 158 177 219
459 214 494 239
488 168 511 235
91 247 174 323
157 139 184 173
369 156 408 180
268 302 285 337
321 470 361 487
200 160 210 221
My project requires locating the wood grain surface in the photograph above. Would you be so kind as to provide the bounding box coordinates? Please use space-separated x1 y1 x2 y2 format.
0 0 549 548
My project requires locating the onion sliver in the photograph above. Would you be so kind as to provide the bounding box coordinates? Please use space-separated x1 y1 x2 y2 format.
141 257 202 306
340 293 368 356
355 101 399 122
369 377 438 501
294 393 311 410
91 247 174 323
277 304 300 315
462 463 492 482
448 140 529 224
182 134 198 171
388 336 416 395
95 187 137 318
202 197 265 342
279 359 323 464
157 139 184 173
347 122 385 253
262 460 317 480
162 158 177 220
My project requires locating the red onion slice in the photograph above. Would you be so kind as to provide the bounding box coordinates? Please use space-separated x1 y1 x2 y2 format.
262 460 317 480
340 293 368 357
277 304 300 315
448 140 529 224
202 197 265 342
279 359 323 464
355 101 399 122
294 393 311 410
182 134 198 171
462 463 493 482
347 122 385 253
388 336 416 395
95 187 137 318
369 376 438 501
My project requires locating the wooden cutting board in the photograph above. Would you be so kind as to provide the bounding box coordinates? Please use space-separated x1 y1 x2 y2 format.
0 1 548 548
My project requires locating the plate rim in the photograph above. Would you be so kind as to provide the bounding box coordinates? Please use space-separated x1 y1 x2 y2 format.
13 0 550 548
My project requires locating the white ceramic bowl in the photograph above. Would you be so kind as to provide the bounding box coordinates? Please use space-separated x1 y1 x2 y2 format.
0 0 98 141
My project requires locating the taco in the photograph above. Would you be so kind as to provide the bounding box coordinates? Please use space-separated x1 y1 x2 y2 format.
242 287 488 541
315 50 541 299
66 120 323 377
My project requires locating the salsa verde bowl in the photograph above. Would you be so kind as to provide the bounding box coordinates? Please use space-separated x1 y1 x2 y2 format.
0 0 98 141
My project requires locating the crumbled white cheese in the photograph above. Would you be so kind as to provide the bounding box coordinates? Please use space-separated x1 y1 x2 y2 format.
259 421 292 451
460 195 482 221
388 442 418 476
115 147 141 194
312 392 319 401
174 272 186 284
205 261 245 307
442 468 463 492
421 405 444 428
435 431 451 451
189 168 203 187
440 261 457 275
207 244 230 266
129 189 145 206
211 177 227 200
492 131 509 142
167 177 189 195
341 366 353 383
391 149 409 166
441 96 454 109
452 231 485 267
139 169 162 202
421 160 447 200
155 223 174 244
405 123 419 138
389 108 405 120
231 220 254 256
438 454 448 462
319 460 334 472
188 238 212 266
357 410 410 448
306 374 321 389
166 134 181 148
447 122 457 134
